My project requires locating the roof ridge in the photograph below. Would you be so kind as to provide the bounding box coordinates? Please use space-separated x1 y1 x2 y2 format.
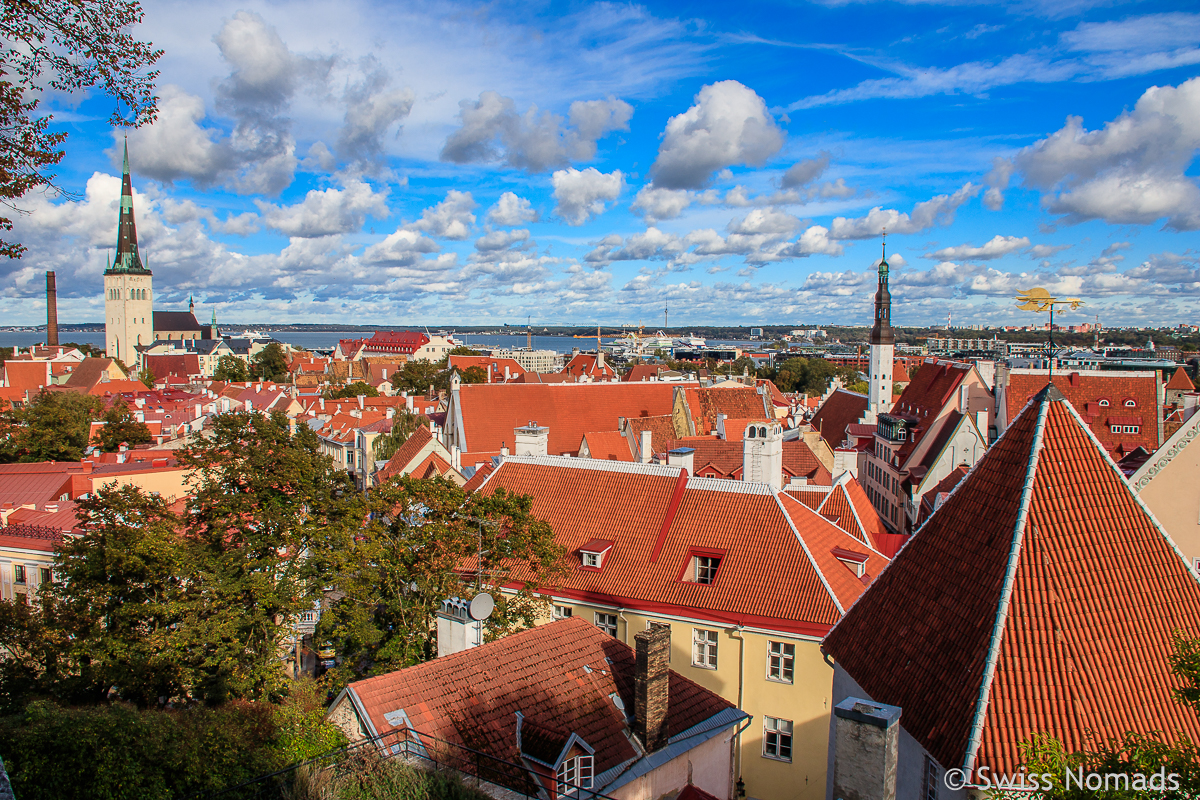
504 454 682 478
962 388 1050 773
780 490 888 559
771 488 845 615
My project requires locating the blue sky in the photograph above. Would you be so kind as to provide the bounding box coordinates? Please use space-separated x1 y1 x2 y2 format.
2 0 1199 328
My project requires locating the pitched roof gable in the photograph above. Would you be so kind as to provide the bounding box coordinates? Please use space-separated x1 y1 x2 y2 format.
810 389 868 448
823 384 1200 775
1166 366 1193 391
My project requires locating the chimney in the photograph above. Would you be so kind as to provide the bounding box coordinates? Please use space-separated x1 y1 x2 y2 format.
452 445 461 471
357 394 365 410
666 447 694 475
742 422 783 488
514 421 549 456
435 597 483 657
46 271 59 346
831 697 901 800
500 442 509 458
386 407 394 419
633 625 671 752
640 429 652 463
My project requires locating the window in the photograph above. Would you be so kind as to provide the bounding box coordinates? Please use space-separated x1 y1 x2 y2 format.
1125 399 1137 408
557 754 594 794
922 755 940 800
692 628 718 669
767 641 794 683
553 605 573 620
39 568 52 585
1098 399 1110 407
763 717 793 761
582 552 600 568
1125 426 1140 434
13 565 25 584
695 556 720 584
594 612 617 636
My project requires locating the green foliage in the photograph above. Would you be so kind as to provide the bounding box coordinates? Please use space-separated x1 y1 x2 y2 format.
0 694 346 800
847 380 869 394
326 381 380 399
316 476 566 689
330 754 493 800
369 411 423 464
252 342 290 381
92 398 153 452
213 354 249 381
458 365 488 384
0 389 102 462
447 346 481 357
176 411 364 703
773 357 860 395
391 358 447 395
137 367 155 388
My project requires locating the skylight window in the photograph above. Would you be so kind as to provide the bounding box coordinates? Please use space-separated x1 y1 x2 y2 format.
681 549 726 585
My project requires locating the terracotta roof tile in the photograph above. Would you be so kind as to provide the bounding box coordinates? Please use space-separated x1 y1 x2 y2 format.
811 389 868 448
824 385 1200 775
683 387 769 434
1166 366 1193 391
377 427 435 482
581 431 633 462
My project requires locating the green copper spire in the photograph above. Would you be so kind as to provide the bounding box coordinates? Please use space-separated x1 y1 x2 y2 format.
878 229 889 276
107 139 150 275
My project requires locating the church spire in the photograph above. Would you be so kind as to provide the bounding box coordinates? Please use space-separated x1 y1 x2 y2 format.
870 231 894 346
108 139 149 275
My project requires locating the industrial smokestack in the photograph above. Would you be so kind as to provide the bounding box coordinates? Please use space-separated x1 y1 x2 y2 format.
46 271 59 346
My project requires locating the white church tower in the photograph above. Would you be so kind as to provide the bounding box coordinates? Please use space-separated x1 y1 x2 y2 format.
866 235 895 420
104 141 153 365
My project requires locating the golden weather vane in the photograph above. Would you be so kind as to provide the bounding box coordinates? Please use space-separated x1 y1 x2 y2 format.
1014 288 1084 382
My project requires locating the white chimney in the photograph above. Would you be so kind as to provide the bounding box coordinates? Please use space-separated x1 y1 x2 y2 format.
514 421 549 457
386 407 394 419
452 445 462 471
742 422 783 488
357 394 365 410
831 697 901 800
640 429 653 463
666 447 694 475
436 597 483 657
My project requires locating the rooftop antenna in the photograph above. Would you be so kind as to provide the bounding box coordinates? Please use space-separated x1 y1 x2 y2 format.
527 314 531 350
664 301 668 331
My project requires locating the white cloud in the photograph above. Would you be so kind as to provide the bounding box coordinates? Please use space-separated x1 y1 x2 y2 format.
650 81 784 189
551 168 624 225
336 59 416 165
829 183 980 239
404 190 478 240
781 151 831 189
257 179 389 237
475 229 531 252
1008 75 1200 230
124 86 229 184
631 186 693 222
585 227 686 265
1027 243 1072 258
729 208 802 236
360 229 442 265
440 92 631 172
776 225 845 258
486 192 538 226
929 234 1031 261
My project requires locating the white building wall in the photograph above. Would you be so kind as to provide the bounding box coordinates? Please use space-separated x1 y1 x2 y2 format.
868 344 894 420
104 272 153 364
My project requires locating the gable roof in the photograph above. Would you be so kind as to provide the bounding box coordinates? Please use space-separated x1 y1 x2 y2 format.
1166 366 1193 392
478 456 887 634
682 387 769 434
62 358 125 392
823 384 1200 775
152 311 202 332
450 383 687 457
376 426 438 482
340 616 740 786
810 389 868 448
581 430 634 462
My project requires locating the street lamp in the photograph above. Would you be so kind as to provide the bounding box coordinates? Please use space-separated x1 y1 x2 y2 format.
1014 288 1083 383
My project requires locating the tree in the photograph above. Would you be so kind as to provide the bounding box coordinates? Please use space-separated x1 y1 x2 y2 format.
138 366 155 389
250 343 288 382
324 381 379 399
447 345 481 357
369 411 423 463
316 476 566 687
212 355 248 382
175 411 363 703
391 358 447 396
0 390 102 462
458 365 488 384
0 0 161 259
91 398 153 452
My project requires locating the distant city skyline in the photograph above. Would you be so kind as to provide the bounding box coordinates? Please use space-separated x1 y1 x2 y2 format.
0 0 1197 328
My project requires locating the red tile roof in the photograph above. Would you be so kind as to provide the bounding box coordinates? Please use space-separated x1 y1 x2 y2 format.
1003 370 1159 456
342 616 738 776
623 414 679 459
887 360 975 461
376 426 435 482
448 355 527 381
623 364 667 382
810 389 868 448
719 417 772 441
1166 366 1193 391
676 438 831 484
461 461 495 492
451 383 688 457
823 384 1200 776
581 431 633 462
682 387 769 434
143 353 201 379
563 353 617 380
3 361 52 397
816 477 891 553
0 462 85 506
479 457 887 634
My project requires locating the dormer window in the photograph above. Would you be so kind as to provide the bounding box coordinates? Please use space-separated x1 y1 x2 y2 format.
1124 399 1137 408
681 549 725 585
832 547 869 578
1098 399 1110 407
577 539 613 571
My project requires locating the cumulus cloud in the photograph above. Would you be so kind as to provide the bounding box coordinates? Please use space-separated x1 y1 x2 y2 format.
1027 243 1072 258
256 179 389 238
929 235 1031 261
650 81 785 190
1001 75 1200 230
336 58 415 166
781 151 831 188
360 229 442 266
404 190 477 240
631 186 693 222
585 227 686 266
829 183 979 240
486 192 538 226
440 92 632 172
475 229 531 252
552 168 624 225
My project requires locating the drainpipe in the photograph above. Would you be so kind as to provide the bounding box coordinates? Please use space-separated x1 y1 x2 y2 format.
731 625 747 785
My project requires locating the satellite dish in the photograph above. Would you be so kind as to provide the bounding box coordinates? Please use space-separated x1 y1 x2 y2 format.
468 593 495 621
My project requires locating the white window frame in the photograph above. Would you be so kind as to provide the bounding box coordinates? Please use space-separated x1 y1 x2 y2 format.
1098 399 1110 407
557 754 594 794
553 605 573 620
582 551 601 568
594 612 617 636
12 565 25 585
1125 399 1137 408
922 755 940 800
763 716 793 762
694 555 720 584
692 628 718 669
767 641 795 683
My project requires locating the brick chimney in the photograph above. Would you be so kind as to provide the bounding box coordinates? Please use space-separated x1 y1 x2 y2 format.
46 271 59 346
831 697 901 800
634 625 670 752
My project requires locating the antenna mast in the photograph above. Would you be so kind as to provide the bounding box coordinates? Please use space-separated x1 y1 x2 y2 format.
527 314 531 350
664 302 668 330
